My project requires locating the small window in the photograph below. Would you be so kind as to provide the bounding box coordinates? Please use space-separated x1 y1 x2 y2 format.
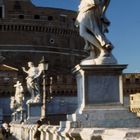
14 1 21 10
60 16 66 22
19 15 24 19
48 16 53 21
0 25 2 30
50 38 55 44
135 78 139 83
125 78 130 83
34 15 40 19
72 18 76 21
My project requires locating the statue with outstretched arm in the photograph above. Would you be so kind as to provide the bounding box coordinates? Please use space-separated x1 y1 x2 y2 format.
22 62 42 103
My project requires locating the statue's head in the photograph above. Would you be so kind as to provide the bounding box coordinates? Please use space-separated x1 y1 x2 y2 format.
16 81 20 84
28 61 34 67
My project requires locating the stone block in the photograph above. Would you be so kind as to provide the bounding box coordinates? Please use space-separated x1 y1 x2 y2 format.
26 102 42 124
73 64 126 112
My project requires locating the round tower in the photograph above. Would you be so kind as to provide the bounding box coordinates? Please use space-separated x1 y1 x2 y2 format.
0 0 86 96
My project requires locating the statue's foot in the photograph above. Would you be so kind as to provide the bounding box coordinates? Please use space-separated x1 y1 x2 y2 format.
95 52 117 65
80 49 96 65
16 107 23 112
33 95 41 103
26 99 34 104
80 58 96 65
99 49 110 57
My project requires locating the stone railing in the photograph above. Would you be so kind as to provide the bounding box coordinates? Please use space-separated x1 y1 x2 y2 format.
10 122 140 140
10 124 36 140
10 121 81 140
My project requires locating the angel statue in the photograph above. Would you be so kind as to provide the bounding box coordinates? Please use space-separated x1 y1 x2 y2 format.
22 62 42 103
76 0 117 64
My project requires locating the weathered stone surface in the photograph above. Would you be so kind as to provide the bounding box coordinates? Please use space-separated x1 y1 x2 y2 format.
72 106 140 128
73 64 126 114
26 102 42 124
67 64 140 128
10 123 140 140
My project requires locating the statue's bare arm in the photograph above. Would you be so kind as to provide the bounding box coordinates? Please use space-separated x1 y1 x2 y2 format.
22 67 28 74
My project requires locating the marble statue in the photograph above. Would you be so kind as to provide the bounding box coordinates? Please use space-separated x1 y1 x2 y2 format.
76 0 117 65
10 81 24 111
22 62 42 103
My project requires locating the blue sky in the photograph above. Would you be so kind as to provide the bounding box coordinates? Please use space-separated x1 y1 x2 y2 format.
31 0 140 73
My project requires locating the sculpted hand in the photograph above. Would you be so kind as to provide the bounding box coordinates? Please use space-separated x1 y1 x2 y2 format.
22 67 26 72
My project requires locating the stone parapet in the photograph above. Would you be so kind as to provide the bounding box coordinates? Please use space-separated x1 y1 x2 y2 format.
10 123 140 140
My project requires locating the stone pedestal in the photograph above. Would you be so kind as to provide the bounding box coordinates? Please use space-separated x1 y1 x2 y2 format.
11 110 26 123
26 102 42 124
67 64 140 128
73 64 126 112
11 112 16 122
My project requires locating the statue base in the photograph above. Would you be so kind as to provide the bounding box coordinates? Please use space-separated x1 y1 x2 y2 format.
65 64 140 128
11 109 26 124
67 104 140 128
26 102 42 124
80 53 117 65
